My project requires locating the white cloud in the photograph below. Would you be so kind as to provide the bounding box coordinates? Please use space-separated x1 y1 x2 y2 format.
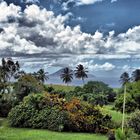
62 0 118 10
0 2 21 22
93 62 115 71
77 0 104 5
20 0 39 4
111 0 117 3
0 1 139 68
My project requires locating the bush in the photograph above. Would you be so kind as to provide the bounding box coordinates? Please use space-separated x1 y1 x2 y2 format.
114 94 137 113
66 81 116 106
128 110 140 135
8 93 68 131
8 93 112 133
0 94 18 117
115 128 140 140
114 81 140 113
0 98 12 117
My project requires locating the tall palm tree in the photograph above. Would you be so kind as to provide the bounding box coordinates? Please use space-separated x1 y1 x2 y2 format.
60 67 73 86
35 69 49 83
120 72 130 85
132 69 140 82
119 72 130 133
74 64 88 85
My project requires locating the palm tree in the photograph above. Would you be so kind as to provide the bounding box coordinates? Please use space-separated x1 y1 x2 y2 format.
74 64 88 85
35 69 49 83
119 72 130 133
60 67 73 86
120 72 130 85
132 69 140 82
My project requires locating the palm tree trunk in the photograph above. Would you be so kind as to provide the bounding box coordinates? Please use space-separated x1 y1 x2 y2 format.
122 84 126 133
82 78 85 86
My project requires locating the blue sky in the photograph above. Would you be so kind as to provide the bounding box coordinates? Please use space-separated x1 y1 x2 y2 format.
0 0 140 87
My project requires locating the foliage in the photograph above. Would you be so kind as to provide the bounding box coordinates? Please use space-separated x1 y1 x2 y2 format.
0 96 12 117
8 93 111 133
132 69 140 82
114 81 140 113
33 69 48 83
128 110 140 135
66 81 116 106
74 64 88 84
108 130 115 140
0 58 20 94
119 72 130 86
115 128 140 140
0 93 18 117
14 74 44 101
60 67 73 85
114 93 137 113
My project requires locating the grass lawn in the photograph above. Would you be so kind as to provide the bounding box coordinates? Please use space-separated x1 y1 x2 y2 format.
46 84 75 92
103 105 123 122
0 118 107 140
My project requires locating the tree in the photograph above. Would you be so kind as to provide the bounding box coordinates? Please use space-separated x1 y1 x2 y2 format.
60 67 73 86
0 58 20 94
14 74 44 101
132 69 140 82
74 64 88 85
2 58 20 82
120 72 130 86
34 69 48 83
119 72 130 133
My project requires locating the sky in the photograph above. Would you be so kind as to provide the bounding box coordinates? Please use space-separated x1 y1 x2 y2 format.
0 0 140 87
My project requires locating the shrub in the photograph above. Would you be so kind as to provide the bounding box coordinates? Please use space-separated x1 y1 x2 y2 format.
114 81 140 113
115 128 140 140
8 93 112 134
128 110 140 135
114 94 137 113
8 93 68 131
45 86 54 92
0 98 12 117
66 81 116 106
0 94 18 117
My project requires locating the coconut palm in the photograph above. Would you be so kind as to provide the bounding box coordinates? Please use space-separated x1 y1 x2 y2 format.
120 72 130 86
119 72 130 133
35 69 49 83
132 69 140 82
74 64 88 85
60 67 73 86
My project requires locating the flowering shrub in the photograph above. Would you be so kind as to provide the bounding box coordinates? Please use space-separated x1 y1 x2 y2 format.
8 93 111 133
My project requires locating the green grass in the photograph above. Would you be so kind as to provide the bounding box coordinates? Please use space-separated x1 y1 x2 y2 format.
47 84 75 92
0 118 107 140
103 105 123 122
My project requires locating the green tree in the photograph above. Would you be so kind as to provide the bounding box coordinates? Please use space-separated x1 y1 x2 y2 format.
34 69 48 83
119 72 130 133
14 74 44 101
74 64 88 85
132 69 140 82
60 67 73 86
0 58 20 94
120 72 130 85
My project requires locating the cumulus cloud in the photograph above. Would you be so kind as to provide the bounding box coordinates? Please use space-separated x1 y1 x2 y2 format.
61 0 118 10
21 0 40 4
77 0 104 5
0 1 139 72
